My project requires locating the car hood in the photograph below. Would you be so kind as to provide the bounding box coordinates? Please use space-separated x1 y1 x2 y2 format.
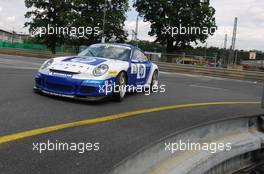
49 56 128 74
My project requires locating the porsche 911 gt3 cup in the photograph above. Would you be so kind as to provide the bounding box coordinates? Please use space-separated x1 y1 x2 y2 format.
34 43 159 102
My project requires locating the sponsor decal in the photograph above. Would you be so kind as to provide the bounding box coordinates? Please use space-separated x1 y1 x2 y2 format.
63 57 107 66
108 70 118 76
49 72 73 78
95 44 132 50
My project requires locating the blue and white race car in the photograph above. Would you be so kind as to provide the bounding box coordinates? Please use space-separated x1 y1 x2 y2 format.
34 43 159 102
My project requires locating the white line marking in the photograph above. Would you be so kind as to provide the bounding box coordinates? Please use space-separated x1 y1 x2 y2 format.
160 71 260 85
0 58 42 65
189 84 229 91
0 65 38 70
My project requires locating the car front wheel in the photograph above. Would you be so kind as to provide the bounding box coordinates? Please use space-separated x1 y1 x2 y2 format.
113 72 127 102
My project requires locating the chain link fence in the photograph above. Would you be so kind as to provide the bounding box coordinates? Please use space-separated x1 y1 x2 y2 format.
145 52 219 67
0 41 78 54
145 51 264 72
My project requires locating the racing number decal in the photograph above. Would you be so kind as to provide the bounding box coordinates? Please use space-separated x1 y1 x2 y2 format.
131 63 146 79
136 64 146 79
131 63 137 74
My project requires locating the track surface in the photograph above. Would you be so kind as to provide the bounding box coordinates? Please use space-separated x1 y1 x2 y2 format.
0 54 263 174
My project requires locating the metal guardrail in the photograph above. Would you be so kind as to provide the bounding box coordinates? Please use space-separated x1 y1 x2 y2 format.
0 47 72 59
108 115 264 174
0 47 263 82
156 62 264 82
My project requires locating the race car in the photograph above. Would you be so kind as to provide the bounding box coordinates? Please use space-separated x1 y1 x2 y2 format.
34 43 159 102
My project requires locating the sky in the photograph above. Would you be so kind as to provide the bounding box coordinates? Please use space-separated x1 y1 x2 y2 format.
0 0 263 51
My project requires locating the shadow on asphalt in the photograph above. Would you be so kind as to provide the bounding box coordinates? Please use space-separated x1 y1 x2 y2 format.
34 90 146 106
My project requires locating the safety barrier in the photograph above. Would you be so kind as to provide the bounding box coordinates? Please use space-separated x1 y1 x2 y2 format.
156 61 264 81
0 47 264 82
108 115 264 174
0 41 77 54
0 47 72 58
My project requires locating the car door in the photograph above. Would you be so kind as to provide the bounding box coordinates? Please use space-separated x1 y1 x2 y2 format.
129 48 151 86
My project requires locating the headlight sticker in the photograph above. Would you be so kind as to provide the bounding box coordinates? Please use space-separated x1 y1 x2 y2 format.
41 59 54 70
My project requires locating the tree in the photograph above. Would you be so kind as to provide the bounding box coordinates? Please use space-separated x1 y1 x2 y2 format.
25 0 72 54
70 0 129 46
134 0 217 53
24 0 129 54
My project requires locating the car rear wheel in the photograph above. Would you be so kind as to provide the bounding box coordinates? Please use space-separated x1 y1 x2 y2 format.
113 72 127 102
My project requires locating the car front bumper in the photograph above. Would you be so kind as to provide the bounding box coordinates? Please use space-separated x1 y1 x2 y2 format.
34 73 115 99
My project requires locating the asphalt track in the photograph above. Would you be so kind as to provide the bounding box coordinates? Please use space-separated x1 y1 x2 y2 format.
0 54 263 174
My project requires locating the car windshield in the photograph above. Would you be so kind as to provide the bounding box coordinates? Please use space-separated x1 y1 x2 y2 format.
78 44 131 61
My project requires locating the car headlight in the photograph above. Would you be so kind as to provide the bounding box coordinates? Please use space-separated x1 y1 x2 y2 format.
40 59 54 70
93 64 109 77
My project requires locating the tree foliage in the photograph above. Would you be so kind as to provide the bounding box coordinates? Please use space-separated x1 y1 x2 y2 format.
25 0 72 53
24 0 129 53
69 0 129 46
134 0 217 53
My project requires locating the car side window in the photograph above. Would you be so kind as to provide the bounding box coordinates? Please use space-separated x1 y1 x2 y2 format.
133 49 141 61
133 49 148 62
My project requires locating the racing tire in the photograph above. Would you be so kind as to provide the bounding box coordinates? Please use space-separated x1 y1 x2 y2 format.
113 72 127 102
150 70 159 93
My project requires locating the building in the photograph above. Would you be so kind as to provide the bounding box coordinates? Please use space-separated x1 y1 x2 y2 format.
0 29 30 43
